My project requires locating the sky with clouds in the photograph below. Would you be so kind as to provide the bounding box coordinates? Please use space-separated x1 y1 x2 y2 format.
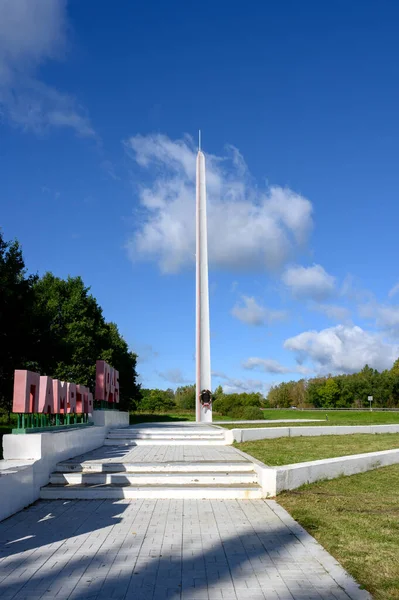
2 1 399 394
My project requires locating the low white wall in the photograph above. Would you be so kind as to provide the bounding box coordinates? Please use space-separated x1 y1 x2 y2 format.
228 423 399 443
0 424 109 522
234 447 399 497
91 410 129 428
274 448 399 494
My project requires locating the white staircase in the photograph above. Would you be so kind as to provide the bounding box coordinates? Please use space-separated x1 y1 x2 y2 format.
104 426 227 446
40 461 262 499
40 423 264 499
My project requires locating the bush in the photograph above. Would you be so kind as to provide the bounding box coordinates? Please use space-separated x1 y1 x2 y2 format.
228 407 244 419
175 385 195 410
240 406 264 420
138 390 176 413
212 392 263 416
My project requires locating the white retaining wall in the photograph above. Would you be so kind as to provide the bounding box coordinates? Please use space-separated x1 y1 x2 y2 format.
226 423 399 443
91 410 129 428
0 411 129 522
234 447 399 497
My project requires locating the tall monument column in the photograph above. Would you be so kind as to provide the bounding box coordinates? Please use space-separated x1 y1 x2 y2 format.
196 137 212 423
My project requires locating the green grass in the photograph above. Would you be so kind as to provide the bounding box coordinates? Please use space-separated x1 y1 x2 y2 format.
221 409 399 428
234 433 399 465
278 465 399 600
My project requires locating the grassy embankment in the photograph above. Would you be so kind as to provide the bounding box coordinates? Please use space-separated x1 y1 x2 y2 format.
234 433 399 465
278 465 399 600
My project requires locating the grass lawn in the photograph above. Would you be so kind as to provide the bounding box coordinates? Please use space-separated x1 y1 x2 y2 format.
222 409 399 428
278 465 399 600
234 433 399 465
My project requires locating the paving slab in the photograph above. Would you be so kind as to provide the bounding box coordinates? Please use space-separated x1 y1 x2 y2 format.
0 498 370 600
57 444 248 467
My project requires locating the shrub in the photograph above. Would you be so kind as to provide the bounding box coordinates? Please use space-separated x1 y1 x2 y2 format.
138 390 175 413
240 406 264 420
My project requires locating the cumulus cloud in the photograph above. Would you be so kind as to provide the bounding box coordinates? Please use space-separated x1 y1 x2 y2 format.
284 324 399 374
125 134 313 274
231 296 287 326
0 0 94 136
282 264 336 300
157 368 191 384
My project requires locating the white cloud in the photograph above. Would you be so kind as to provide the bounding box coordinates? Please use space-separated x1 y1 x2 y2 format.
231 296 287 326
0 0 94 136
284 324 398 374
388 283 399 298
311 303 351 322
282 264 336 300
157 368 191 384
125 134 313 274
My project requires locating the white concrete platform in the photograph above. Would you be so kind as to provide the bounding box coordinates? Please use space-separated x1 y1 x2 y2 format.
0 498 370 599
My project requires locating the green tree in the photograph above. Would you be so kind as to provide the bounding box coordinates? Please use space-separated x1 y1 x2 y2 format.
0 232 38 415
138 389 176 413
175 384 195 410
32 273 140 409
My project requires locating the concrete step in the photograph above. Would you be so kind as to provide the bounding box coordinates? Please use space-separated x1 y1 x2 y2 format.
40 483 264 500
107 434 225 440
110 428 223 434
56 461 253 473
49 471 257 485
104 438 228 446
107 431 224 437
110 428 221 434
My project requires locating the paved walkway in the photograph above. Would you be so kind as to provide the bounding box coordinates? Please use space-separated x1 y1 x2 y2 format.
57 444 249 466
0 423 370 600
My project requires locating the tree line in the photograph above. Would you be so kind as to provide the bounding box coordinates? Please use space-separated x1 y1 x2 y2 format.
0 231 140 416
266 362 399 409
136 360 399 416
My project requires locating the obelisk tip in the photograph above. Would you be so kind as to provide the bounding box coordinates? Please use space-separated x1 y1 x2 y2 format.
198 129 201 152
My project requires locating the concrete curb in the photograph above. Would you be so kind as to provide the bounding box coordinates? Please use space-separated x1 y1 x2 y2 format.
232 446 399 496
228 423 399 443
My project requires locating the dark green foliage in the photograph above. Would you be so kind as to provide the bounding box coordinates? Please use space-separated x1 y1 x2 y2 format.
138 389 176 413
240 406 264 420
175 384 196 410
213 391 263 418
0 232 37 416
267 364 399 409
0 231 140 415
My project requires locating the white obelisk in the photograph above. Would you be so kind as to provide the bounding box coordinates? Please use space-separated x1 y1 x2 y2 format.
196 132 212 422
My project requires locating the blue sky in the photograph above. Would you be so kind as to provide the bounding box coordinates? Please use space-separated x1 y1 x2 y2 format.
2 0 399 394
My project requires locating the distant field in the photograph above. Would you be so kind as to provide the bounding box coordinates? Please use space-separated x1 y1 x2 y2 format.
222 409 399 428
234 433 399 465
279 465 399 600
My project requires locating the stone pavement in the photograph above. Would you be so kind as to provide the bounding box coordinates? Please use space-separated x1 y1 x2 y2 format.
0 497 370 600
